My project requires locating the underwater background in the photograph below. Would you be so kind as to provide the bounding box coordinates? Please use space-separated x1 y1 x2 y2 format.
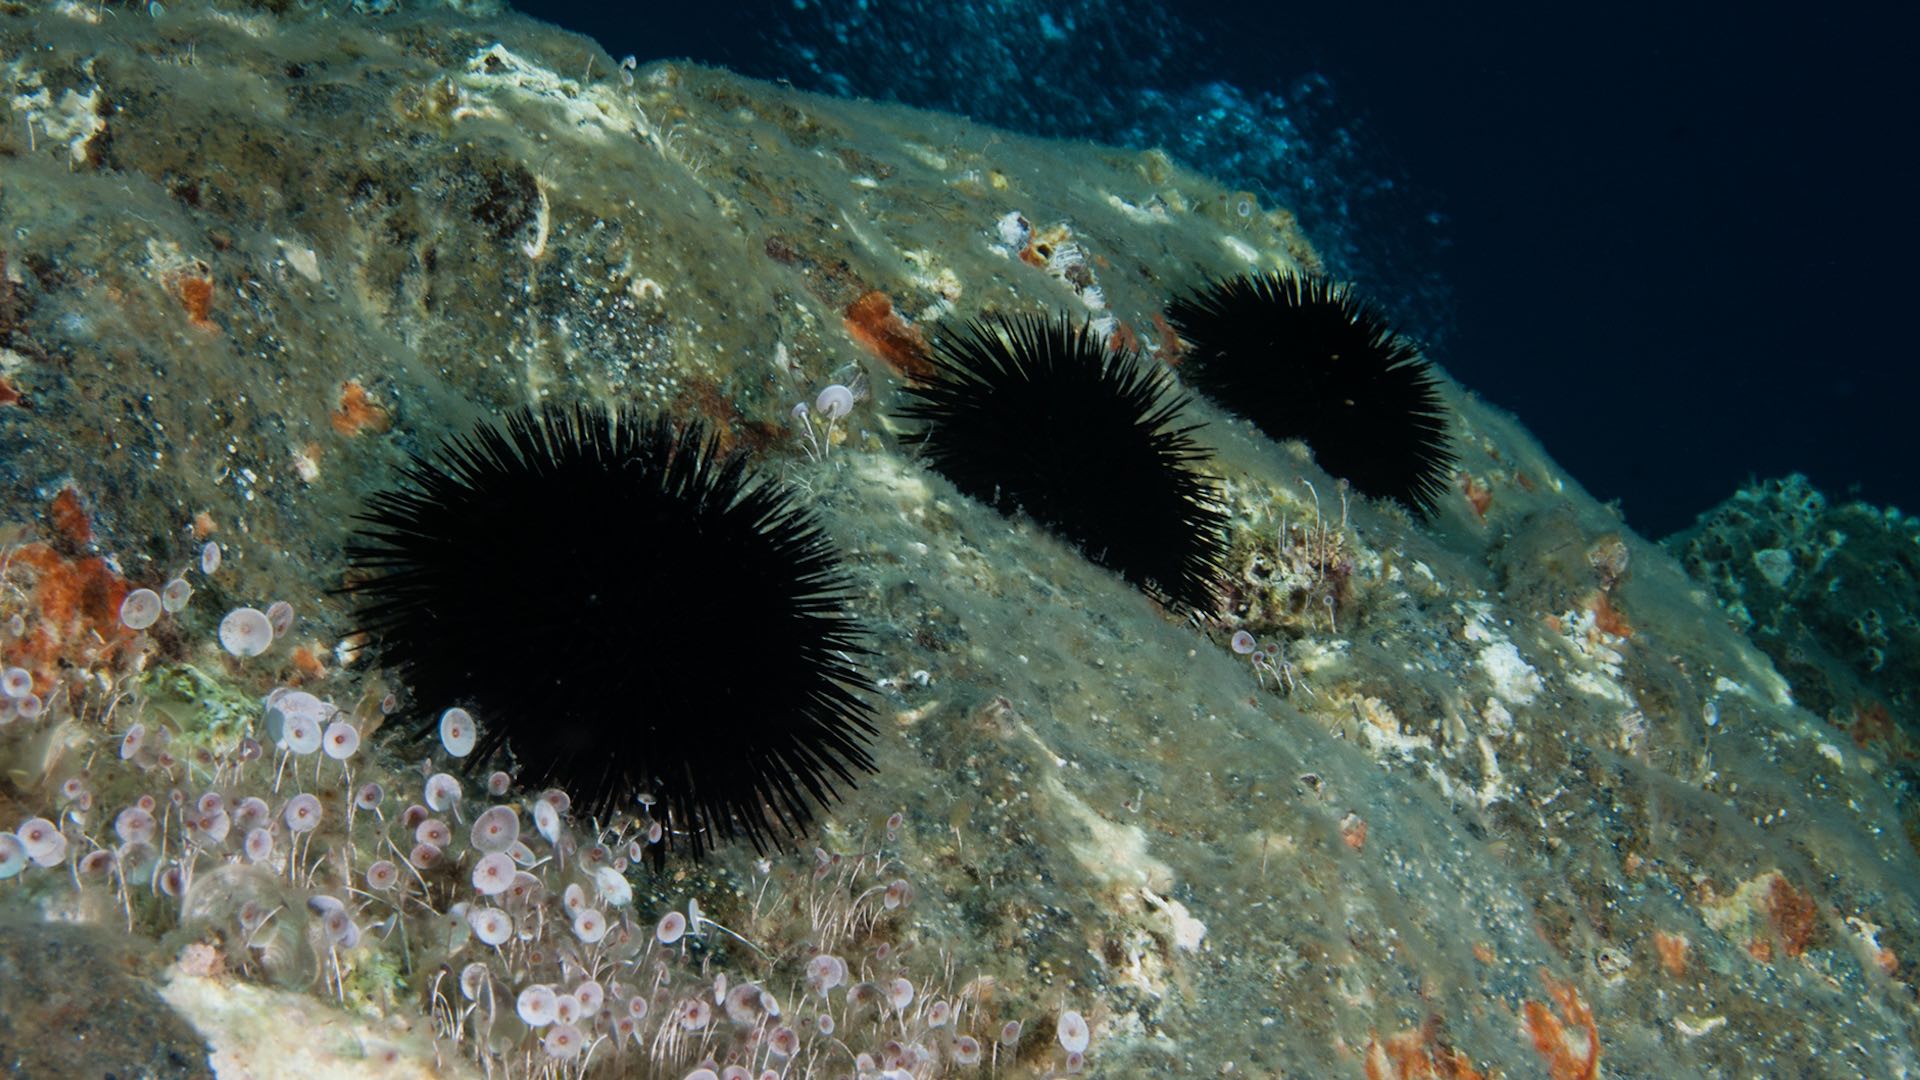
2 1 1918 1078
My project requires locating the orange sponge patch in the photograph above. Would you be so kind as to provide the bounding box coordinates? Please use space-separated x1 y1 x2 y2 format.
1521 969 1599 1080
843 290 932 380
176 274 216 330
331 379 392 437
5 542 133 694
48 486 91 548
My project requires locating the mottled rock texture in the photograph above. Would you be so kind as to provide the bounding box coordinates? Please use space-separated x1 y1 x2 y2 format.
0 918 213 1080
1 3 1916 1078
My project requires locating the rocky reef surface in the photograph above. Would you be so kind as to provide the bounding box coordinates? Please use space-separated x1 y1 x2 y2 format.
1668 475 1920 737
1 3 1916 1078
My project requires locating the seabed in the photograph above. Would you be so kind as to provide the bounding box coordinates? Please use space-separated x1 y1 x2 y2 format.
1 3 1917 1077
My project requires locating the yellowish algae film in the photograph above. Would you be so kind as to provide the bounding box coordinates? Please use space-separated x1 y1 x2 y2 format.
0 2 1916 1079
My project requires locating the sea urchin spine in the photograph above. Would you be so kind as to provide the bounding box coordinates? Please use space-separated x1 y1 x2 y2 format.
343 404 875 861
895 313 1227 613
1166 272 1456 516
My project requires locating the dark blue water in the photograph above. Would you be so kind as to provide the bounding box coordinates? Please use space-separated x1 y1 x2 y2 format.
528 0 1918 538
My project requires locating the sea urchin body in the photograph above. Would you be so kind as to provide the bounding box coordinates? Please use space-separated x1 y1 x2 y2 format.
343 404 874 860
895 314 1227 613
1166 273 1456 515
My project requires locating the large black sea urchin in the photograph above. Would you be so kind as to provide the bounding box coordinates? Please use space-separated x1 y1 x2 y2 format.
1166 273 1457 516
895 313 1227 613
343 404 875 861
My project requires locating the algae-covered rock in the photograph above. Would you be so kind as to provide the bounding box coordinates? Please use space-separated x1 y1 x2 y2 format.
1 2 1917 1078
139 663 260 754
1669 473 1920 724
0 918 214 1080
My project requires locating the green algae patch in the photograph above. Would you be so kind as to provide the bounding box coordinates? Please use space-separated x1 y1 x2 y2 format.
343 947 407 1024
137 663 257 754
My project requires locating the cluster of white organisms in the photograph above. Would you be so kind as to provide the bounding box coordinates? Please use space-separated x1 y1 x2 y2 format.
0 533 1101 1078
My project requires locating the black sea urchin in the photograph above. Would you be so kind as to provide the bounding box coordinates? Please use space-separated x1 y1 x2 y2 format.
343 404 875 860
1166 273 1456 515
895 314 1227 613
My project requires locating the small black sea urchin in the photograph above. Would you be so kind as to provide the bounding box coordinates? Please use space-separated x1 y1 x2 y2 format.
1166 273 1457 516
895 314 1227 613
343 404 875 860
